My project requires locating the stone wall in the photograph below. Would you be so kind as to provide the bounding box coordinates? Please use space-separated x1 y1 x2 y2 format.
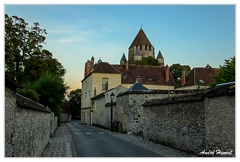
142 84 235 156
116 92 172 134
50 113 58 137
5 76 54 157
5 84 17 157
204 95 235 154
143 94 206 154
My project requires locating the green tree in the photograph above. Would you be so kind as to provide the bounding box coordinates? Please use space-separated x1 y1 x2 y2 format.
133 56 160 66
213 56 235 84
68 89 82 120
169 63 191 85
34 73 68 116
23 52 66 82
5 14 47 82
5 14 66 83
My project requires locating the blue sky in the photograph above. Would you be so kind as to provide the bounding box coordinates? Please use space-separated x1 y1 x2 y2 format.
4 3 236 92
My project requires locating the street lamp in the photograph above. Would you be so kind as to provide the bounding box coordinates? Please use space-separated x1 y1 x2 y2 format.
110 92 115 132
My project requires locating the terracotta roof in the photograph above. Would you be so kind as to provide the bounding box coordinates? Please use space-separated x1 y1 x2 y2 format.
129 28 153 48
184 67 220 86
92 62 120 74
82 62 120 82
112 64 176 86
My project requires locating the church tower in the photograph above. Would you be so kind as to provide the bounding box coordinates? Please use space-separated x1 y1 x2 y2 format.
156 50 164 66
128 28 155 64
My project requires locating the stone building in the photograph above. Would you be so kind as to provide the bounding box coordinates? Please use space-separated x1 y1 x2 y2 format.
81 62 122 124
81 28 176 125
90 85 127 127
128 28 156 64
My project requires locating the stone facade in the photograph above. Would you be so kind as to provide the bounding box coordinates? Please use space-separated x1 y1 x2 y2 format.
142 83 235 156
5 76 55 157
143 95 206 154
116 91 174 134
5 85 17 157
204 95 235 154
90 85 127 129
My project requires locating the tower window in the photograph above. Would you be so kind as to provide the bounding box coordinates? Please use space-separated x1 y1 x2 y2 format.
140 45 142 50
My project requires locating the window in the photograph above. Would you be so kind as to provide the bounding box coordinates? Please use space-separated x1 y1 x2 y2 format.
94 87 96 96
102 78 108 91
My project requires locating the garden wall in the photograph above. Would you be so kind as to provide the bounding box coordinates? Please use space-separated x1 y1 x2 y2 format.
142 84 235 156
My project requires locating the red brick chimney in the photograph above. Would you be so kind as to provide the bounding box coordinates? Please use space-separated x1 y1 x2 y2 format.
181 70 186 86
165 65 169 82
84 61 91 77
84 56 94 77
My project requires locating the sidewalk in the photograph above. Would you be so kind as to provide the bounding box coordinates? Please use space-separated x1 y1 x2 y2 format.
42 123 77 157
43 122 195 157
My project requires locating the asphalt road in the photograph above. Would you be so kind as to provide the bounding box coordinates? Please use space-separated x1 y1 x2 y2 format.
67 120 161 157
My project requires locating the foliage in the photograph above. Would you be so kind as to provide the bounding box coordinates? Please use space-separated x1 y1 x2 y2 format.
169 63 191 85
5 14 66 83
33 73 68 116
133 56 160 66
23 54 66 82
16 88 40 102
213 56 235 85
68 89 82 119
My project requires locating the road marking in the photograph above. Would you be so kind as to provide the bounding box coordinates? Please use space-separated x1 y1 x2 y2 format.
98 132 105 134
85 132 92 135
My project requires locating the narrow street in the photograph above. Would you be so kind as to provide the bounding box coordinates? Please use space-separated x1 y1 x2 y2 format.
66 120 161 157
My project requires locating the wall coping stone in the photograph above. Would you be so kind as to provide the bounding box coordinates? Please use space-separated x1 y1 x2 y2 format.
117 89 198 97
143 82 235 107
16 93 50 113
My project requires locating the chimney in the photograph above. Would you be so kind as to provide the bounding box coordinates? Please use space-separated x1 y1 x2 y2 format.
181 70 186 86
165 65 169 82
84 61 91 77
90 56 94 70
125 61 129 71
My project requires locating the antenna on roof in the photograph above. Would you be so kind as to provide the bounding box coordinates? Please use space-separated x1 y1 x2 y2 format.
141 22 142 29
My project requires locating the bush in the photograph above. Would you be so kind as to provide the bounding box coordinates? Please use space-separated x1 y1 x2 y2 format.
16 88 40 102
34 73 67 116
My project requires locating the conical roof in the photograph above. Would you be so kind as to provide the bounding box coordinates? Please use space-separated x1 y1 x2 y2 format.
120 53 127 62
157 50 164 59
129 28 153 48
